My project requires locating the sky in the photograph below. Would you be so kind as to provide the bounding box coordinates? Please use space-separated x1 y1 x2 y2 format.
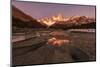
12 1 96 19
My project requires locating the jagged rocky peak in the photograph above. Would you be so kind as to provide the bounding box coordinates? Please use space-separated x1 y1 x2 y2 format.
38 13 95 27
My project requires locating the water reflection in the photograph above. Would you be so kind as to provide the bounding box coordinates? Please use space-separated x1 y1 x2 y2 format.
47 37 70 47
47 31 71 46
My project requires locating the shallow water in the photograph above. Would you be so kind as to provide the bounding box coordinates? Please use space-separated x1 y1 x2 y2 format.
12 29 96 65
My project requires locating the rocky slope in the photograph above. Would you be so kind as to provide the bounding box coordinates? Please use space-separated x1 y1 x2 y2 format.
12 6 46 28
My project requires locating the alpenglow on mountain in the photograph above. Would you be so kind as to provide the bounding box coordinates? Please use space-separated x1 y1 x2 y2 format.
38 14 95 26
12 6 95 29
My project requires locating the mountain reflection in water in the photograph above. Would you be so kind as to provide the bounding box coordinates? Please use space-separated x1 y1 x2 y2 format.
12 30 96 65
47 37 70 47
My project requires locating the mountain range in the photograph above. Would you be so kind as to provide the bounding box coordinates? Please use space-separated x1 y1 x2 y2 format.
39 14 96 29
12 6 96 29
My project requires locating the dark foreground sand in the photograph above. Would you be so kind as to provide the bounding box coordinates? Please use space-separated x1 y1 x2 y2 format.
12 32 96 66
